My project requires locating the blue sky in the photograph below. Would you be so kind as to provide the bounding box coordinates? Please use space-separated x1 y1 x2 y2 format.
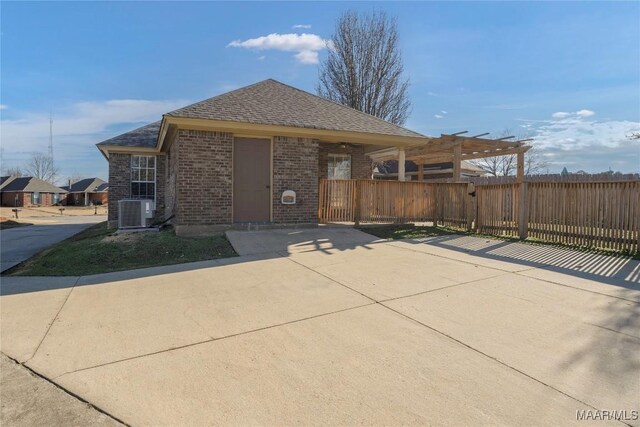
2 1 639 182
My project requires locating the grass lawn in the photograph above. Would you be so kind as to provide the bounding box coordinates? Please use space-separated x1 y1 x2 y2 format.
359 224 467 240
0 219 33 230
6 222 237 276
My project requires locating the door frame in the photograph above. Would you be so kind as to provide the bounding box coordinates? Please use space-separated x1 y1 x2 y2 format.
231 135 273 223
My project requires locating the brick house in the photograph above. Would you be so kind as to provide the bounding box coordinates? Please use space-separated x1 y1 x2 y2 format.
0 176 67 207
61 178 109 206
96 79 429 234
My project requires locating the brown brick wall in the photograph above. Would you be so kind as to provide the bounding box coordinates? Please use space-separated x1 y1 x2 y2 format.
107 153 131 225
1 192 29 207
155 155 166 218
165 140 179 220
0 192 60 207
173 129 233 225
272 136 319 224
318 142 372 180
107 153 166 226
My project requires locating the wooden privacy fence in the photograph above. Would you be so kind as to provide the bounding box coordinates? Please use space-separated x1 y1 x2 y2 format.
318 179 640 253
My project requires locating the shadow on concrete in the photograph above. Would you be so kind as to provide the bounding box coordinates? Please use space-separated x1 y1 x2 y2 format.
0 227 383 296
399 234 640 290
2 228 638 298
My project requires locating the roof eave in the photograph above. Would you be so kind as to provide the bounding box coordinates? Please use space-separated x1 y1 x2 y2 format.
161 116 430 149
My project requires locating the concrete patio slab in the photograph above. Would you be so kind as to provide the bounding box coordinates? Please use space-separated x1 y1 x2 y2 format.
384 274 640 414
286 243 505 301
519 262 640 302
1 354 122 427
26 255 371 378
55 304 599 426
387 236 539 272
1 277 78 362
226 226 380 256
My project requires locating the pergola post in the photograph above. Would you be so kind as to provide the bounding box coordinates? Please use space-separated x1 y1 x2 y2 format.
398 149 406 181
453 143 462 182
517 149 528 239
417 163 424 181
516 150 525 184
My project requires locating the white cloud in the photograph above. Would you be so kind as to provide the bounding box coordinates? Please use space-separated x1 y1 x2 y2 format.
228 33 330 64
576 109 595 117
292 24 312 29
1 99 188 182
434 114 444 119
520 113 640 173
257 55 266 61
0 104 7 110
552 109 595 119
427 91 439 97
440 110 448 115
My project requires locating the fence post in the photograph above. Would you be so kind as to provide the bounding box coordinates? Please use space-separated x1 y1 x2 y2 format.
354 180 361 226
432 185 439 227
518 182 528 239
466 182 474 231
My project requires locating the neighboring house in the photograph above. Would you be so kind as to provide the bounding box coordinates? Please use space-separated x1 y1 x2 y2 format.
374 160 487 181
96 79 430 234
0 176 67 207
62 178 109 206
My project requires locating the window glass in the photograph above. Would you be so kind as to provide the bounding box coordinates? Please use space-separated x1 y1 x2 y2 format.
328 154 351 179
131 155 156 200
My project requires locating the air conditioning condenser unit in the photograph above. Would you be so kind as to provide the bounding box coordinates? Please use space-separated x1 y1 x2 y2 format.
118 199 155 229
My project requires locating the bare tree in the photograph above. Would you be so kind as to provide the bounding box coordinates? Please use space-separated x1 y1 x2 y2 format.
24 152 59 184
317 10 411 125
2 165 24 177
471 129 548 176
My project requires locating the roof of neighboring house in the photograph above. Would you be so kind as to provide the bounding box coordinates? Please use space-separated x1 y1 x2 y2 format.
67 177 108 193
96 121 161 148
96 182 109 192
168 79 424 138
0 176 67 193
375 160 487 175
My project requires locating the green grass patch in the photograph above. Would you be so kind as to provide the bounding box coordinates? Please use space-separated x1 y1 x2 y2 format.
0 220 33 230
6 222 237 276
358 224 468 240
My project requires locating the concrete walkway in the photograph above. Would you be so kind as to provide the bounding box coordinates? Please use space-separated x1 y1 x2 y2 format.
0 215 106 272
1 354 122 426
1 228 638 426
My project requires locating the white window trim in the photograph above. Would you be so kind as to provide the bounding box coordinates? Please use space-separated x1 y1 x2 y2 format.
328 153 352 180
131 155 157 201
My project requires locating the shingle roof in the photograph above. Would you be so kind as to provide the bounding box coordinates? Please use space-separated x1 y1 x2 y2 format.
96 121 160 148
168 79 425 138
68 177 107 193
0 176 67 193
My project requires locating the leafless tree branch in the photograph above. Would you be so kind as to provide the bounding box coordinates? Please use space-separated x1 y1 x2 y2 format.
317 10 411 125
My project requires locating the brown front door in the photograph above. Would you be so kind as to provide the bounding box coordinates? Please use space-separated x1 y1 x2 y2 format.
233 137 271 222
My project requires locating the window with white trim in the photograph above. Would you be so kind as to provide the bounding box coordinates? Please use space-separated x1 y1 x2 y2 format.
32 192 41 205
327 154 351 179
131 155 156 200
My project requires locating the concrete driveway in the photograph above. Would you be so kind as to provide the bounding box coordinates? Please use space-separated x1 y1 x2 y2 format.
0 215 106 272
1 227 638 426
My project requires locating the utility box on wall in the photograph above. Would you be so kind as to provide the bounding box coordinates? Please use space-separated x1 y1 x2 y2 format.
281 190 296 205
